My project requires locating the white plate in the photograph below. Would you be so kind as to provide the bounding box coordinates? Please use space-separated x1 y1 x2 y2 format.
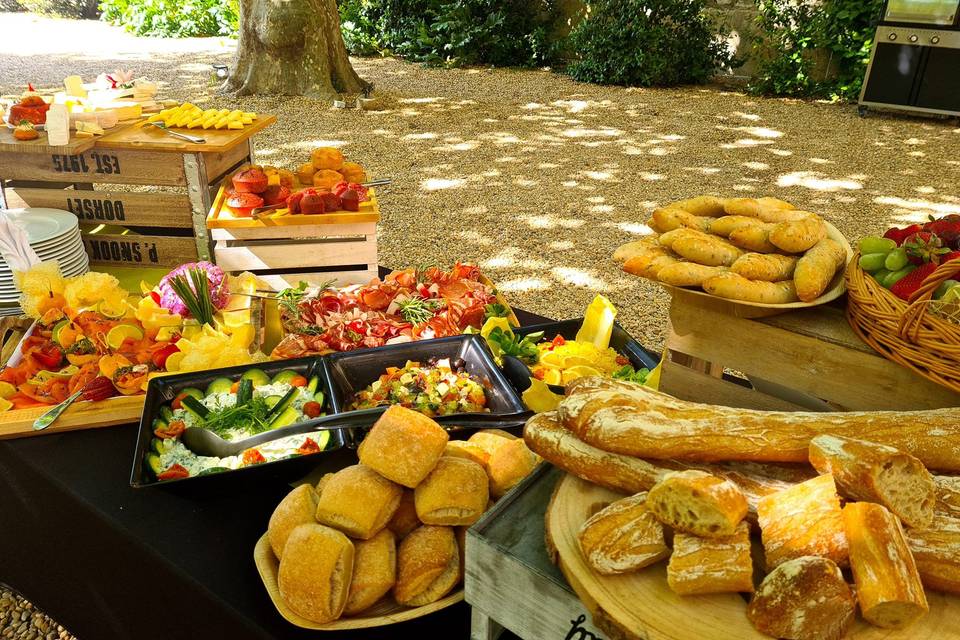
30 229 82 251
0 251 87 276
1 208 77 243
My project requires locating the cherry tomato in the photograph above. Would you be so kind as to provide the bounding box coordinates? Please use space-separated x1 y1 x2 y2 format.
171 391 189 411
296 438 321 455
302 401 322 418
157 464 190 481
289 375 308 387
151 343 180 370
230 381 241 394
242 449 266 465
551 335 566 348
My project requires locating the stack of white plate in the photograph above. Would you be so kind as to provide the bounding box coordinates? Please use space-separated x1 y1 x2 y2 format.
0 208 89 317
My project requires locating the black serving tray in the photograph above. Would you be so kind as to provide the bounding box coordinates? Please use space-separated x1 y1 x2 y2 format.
503 318 660 394
130 356 347 489
324 334 525 424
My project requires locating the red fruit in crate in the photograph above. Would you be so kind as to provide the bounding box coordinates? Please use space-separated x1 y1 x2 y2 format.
904 231 949 265
299 193 326 215
231 168 269 194
891 262 939 301
226 192 263 217
287 190 305 214
340 189 360 212
347 183 369 202
331 181 350 198
883 224 922 246
261 184 290 206
318 191 340 212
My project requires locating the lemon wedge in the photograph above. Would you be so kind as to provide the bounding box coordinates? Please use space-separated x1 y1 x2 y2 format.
139 280 155 295
538 351 566 368
98 299 129 320
562 365 603 384
0 397 12 412
541 369 563 386
576 294 617 349
106 324 144 350
0 381 16 400
163 351 186 371
522 378 564 413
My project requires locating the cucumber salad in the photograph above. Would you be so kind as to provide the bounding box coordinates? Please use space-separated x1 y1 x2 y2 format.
145 366 331 482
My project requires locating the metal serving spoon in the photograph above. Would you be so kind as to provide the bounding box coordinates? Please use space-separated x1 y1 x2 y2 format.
181 408 532 458
32 388 83 431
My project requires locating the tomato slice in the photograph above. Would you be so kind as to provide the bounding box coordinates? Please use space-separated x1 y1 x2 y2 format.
289 375 308 387
242 449 266 465
296 438 321 455
155 419 186 439
157 464 190 480
151 343 180 370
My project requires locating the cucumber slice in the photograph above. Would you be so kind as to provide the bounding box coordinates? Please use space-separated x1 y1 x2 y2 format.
205 377 233 396
150 437 165 454
152 418 168 432
269 406 300 429
146 453 164 477
314 430 330 450
265 387 298 422
160 405 175 422
197 466 231 476
181 395 210 419
240 368 270 387
180 387 204 401
312 390 325 406
306 376 320 394
270 369 300 385
264 395 283 410
236 378 253 405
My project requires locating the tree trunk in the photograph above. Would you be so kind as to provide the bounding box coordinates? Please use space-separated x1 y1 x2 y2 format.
225 0 369 99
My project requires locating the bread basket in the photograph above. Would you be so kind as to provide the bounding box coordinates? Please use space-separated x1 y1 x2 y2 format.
846 251 960 393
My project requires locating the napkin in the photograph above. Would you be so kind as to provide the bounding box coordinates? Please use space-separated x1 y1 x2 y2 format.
0 209 41 274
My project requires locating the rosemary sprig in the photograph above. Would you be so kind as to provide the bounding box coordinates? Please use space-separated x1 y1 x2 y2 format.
168 267 215 326
397 296 442 324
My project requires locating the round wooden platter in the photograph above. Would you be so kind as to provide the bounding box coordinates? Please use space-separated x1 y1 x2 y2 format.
546 473 960 640
659 221 854 319
253 533 463 630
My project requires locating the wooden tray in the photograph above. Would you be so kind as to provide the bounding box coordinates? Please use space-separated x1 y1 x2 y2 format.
96 114 276 154
658 221 853 319
253 532 463 630
546 473 960 640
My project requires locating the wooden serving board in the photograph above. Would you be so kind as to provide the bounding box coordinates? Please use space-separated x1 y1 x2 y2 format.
546 473 960 640
0 125 97 155
96 114 276 154
0 395 145 440
253 532 464 630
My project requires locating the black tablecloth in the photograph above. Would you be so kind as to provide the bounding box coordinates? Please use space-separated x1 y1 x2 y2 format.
0 306 549 640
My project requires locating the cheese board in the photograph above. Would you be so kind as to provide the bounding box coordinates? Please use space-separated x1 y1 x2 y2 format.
545 472 960 640
96 114 276 153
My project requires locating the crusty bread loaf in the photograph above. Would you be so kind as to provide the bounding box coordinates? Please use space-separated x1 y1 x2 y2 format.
667 521 754 595
268 484 320 559
315 464 402 540
935 474 960 518
278 524 355 624
746 556 856 640
905 514 960 594
809 434 935 529
358 405 449 488
844 502 928 629
444 440 491 468
343 529 397 616
487 437 539 498
577 492 668 575
415 457 489 526
556 379 960 471
394 525 460 607
387 490 421 540
316 472 334 495
647 470 748 538
757 474 848 570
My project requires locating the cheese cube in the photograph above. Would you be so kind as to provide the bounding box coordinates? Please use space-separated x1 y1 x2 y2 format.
214 118 229 129
227 121 243 130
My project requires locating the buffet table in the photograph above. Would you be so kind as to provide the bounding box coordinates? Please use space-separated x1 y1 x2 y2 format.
0 296 544 640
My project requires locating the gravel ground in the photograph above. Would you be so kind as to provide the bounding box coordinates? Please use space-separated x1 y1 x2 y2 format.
0 585 74 640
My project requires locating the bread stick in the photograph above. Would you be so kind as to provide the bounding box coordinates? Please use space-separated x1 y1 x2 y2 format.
809 434 935 529
730 253 798 281
671 230 743 266
844 502 928 629
556 379 960 471
905 514 960 594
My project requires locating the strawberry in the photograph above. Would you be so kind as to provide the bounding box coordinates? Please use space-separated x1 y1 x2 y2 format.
884 224 922 246
903 231 949 265
891 262 938 301
923 215 960 250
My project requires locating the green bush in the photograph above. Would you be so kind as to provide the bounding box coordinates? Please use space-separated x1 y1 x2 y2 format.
19 0 99 17
565 0 734 87
338 0 560 67
99 0 238 37
749 0 883 101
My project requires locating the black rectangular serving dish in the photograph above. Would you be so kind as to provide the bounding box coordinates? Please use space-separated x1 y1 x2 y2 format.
130 356 346 489
325 334 525 417
505 318 660 393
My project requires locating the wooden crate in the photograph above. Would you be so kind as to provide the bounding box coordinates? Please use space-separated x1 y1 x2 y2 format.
208 174 379 289
0 116 275 269
466 464 607 640
660 294 960 412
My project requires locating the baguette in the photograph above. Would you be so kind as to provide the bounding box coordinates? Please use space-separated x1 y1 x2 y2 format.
556 379 960 471
794 238 846 302
646 470 748 538
577 492 668 575
757 475 848 570
844 502 928 629
730 253 797 282
935 474 960 518
809 434 935 529
905 514 960 594
746 556 856 640
667 522 754 595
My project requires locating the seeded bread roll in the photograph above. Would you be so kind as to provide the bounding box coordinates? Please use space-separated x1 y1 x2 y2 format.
709 215 765 238
387 490 420 540
358 405 449 488
844 502 929 629
394 525 460 607
757 474 848 570
730 253 798 282
667 521 754 595
315 464 402 540
415 457 489 526
278 524 355 624
646 470 748 538
613 239 660 263
650 206 713 233
577 491 668 575
794 237 846 302
809 434 935 529
746 556 856 640
343 529 397 616
656 262 728 287
728 223 778 253
672 195 728 217
268 484 320 560
487 437 539 498
769 214 827 254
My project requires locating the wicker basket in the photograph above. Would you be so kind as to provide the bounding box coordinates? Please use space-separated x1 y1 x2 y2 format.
846 251 960 393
